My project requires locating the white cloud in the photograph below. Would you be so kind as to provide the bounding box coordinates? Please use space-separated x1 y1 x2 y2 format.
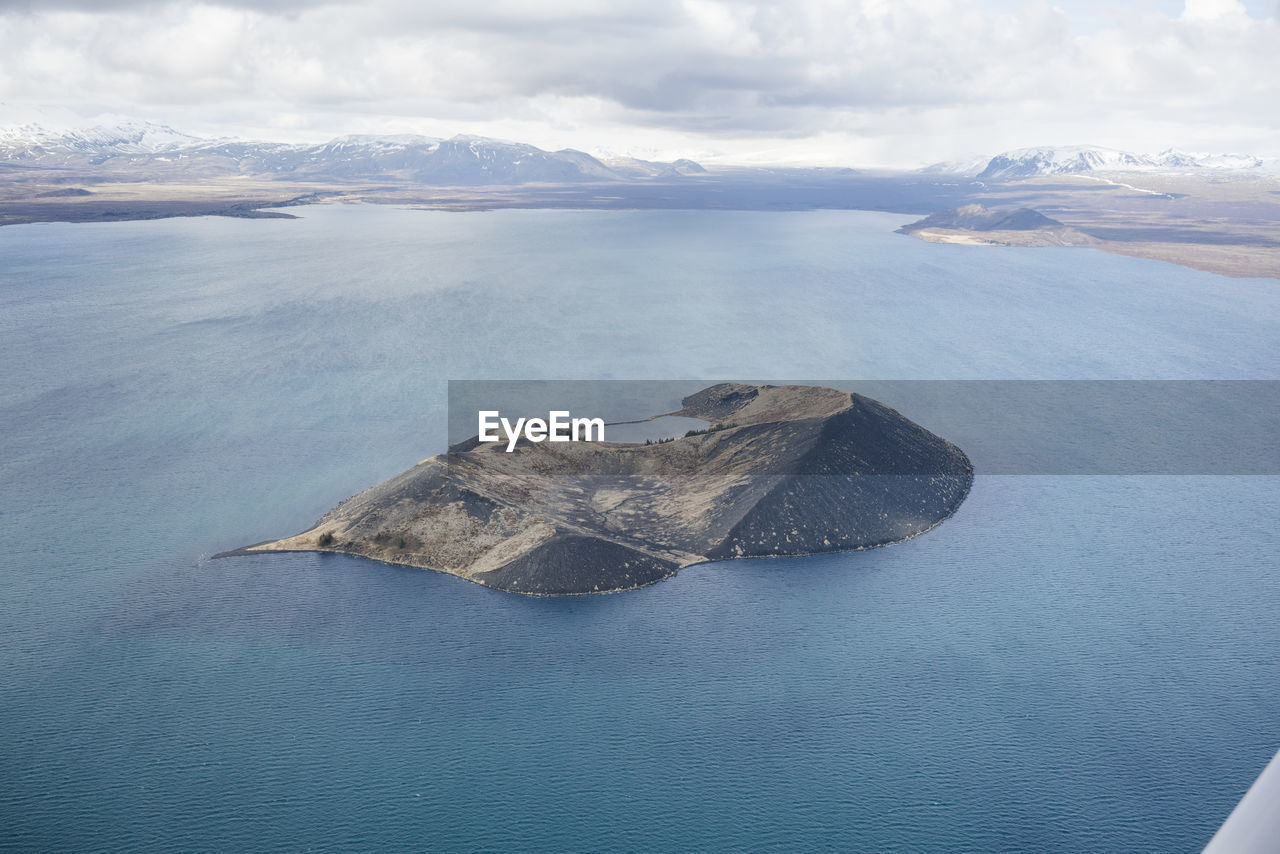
1182 0 1248 19
0 0 1275 166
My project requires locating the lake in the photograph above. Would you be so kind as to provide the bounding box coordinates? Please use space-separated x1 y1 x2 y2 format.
1 205 1277 851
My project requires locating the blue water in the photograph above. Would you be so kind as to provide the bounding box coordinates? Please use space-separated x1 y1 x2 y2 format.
2 206 1277 852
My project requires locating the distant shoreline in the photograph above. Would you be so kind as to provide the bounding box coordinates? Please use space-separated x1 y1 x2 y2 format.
2 177 1276 279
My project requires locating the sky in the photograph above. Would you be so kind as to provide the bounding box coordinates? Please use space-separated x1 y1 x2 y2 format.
0 0 1277 167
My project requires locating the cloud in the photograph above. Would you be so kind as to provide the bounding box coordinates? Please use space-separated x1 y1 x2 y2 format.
0 0 1276 165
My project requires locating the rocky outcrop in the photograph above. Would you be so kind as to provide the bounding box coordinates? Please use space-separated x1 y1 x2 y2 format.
223 384 973 595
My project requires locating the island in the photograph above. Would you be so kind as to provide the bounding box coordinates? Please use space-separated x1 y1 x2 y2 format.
220 384 973 594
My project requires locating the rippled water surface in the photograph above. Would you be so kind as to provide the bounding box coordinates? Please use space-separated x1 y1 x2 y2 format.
2 206 1277 852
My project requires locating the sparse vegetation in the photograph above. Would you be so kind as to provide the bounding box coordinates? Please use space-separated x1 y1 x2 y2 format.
644 422 737 444
317 531 335 547
684 422 736 438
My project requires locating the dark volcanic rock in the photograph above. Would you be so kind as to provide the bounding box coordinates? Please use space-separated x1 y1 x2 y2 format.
229 384 973 595
475 535 680 595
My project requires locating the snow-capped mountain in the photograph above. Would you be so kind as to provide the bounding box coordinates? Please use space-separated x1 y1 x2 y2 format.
0 123 706 185
917 156 992 178
0 121 200 161
603 156 709 178
968 145 1266 180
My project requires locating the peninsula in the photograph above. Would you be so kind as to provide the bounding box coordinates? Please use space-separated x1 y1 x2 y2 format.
221 384 973 594
897 204 1097 248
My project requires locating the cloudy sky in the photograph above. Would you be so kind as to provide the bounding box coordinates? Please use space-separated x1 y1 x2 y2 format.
1 0 1277 166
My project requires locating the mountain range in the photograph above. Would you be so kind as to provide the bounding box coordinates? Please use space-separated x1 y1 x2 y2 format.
925 145 1272 179
0 121 707 185
3 121 1271 186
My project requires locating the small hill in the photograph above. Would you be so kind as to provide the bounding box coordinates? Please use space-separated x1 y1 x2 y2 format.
905 204 1064 232
897 204 1097 249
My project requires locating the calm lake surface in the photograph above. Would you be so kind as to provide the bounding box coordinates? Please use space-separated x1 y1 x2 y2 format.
1 205 1277 852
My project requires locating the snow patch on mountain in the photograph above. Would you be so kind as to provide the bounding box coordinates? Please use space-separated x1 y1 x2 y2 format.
970 145 1269 180
918 156 991 178
0 121 199 159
